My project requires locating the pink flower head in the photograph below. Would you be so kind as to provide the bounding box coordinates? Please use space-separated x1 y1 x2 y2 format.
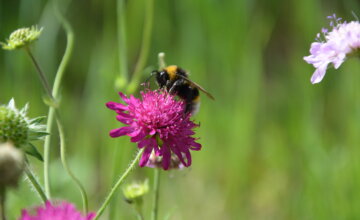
304 14 360 84
106 90 202 170
19 201 95 220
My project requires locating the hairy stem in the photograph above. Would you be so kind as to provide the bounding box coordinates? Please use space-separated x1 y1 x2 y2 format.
126 0 154 93
151 168 160 220
24 47 54 198
94 148 144 220
56 117 89 214
24 162 48 203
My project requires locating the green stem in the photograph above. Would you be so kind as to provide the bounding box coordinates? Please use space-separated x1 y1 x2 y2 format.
24 46 55 199
24 47 54 100
151 168 160 220
24 162 48 203
56 117 89 214
94 148 144 220
0 187 5 220
126 0 154 93
53 0 75 99
134 202 144 220
43 107 55 198
136 208 144 220
42 0 75 199
116 0 128 88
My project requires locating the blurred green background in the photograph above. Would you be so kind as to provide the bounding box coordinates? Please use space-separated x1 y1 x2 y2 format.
1 0 360 219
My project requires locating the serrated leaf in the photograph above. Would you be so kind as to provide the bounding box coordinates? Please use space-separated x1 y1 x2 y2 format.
23 143 43 162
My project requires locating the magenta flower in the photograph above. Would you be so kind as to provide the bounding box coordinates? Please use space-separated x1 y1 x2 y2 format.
304 14 360 84
106 90 201 170
19 201 95 220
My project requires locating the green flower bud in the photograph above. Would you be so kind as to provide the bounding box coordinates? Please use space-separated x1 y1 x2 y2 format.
0 102 29 147
1 26 42 50
0 99 46 161
122 179 149 204
0 142 25 188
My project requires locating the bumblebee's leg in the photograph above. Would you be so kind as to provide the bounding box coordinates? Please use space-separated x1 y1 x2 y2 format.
168 79 185 94
165 80 172 90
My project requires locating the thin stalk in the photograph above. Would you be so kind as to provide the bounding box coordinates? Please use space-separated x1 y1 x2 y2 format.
133 202 144 220
117 0 129 87
24 47 54 199
41 0 75 199
135 208 144 220
24 47 54 100
56 117 89 214
24 162 48 203
94 148 144 220
0 188 5 220
53 0 75 99
126 0 154 93
151 168 160 220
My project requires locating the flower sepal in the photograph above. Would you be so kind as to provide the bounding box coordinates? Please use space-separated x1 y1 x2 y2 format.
21 143 43 162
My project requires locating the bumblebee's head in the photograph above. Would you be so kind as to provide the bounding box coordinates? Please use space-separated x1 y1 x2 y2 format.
151 70 169 88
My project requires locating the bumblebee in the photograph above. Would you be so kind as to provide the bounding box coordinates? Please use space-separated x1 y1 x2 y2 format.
150 65 214 115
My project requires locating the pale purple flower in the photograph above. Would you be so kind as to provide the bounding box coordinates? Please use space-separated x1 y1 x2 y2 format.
304 15 360 84
19 201 95 220
106 90 201 170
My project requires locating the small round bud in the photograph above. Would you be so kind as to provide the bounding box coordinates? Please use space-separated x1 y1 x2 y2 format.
0 105 29 147
122 180 149 204
0 99 46 162
1 26 42 50
0 142 25 188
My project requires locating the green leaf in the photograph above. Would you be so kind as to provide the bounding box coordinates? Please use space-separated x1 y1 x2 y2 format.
23 143 43 162
28 131 50 140
29 116 47 124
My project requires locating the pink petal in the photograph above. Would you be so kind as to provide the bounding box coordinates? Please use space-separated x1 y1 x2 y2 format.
184 149 192 167
106 101 127 111
116 114 132 124
109 126 133 137
138 138 152 148
311 64 328 84
172 147 187 166
139 146 153 167
149 129 156 135
130 130 146 142
161 146 171 170
190 141 202 151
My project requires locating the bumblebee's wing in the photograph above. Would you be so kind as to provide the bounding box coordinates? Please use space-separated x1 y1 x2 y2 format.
176 74 215 100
